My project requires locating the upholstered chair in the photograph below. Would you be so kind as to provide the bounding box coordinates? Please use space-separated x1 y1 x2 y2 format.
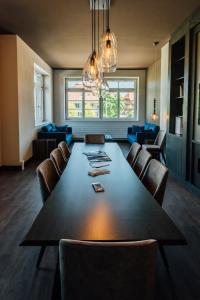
141 159 168 206
59 239 157 300
84 134 105 144
58 141 71 162
50 148 67 176
132 149 152 179
37 158 60 203
126 142 141 166
36 158 60 268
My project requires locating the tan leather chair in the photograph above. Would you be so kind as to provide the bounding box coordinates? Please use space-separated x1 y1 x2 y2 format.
50 148 67 175
37 158 60 203
58 141 71 162
59 239 157 300
36 158 60 268
141 159 168 206
132 149 152 179
142 131 166 164
84 134 105 144
127 142 141 166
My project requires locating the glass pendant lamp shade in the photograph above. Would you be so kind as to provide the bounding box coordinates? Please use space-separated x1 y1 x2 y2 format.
100 38 117 73
82 51 100 90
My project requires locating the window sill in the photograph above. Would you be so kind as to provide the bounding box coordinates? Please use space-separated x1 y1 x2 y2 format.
35 121 49 128
65 119 139 122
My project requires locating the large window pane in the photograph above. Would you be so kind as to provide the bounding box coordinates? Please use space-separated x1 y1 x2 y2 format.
103 92 118 118
107 80 118 89
67 91 82 118
67 80 83 89
34 73 44 125
85 92 99 118
120 92 135 118
119 80 135 89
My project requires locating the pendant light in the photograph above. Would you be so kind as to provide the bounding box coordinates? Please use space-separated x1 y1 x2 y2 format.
82 0 102 90
100 0 117 73
151 41 159 121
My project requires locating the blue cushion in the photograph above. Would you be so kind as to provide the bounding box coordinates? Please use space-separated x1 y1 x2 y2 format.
41 123 53 132
66 134 72 145
144 123 159 133
56 125 68 132
127 134 137 144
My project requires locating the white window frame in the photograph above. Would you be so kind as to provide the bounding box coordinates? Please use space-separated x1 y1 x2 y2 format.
64 77 139 121
34 64 49 126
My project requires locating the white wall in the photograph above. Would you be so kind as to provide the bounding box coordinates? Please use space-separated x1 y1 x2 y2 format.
0 34 53 166
0 35 20 166
17 36 53 163
160 42 170 131
53 69 146 138
146 59 161 125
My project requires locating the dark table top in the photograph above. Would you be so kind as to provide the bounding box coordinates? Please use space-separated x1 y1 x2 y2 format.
21 143 186 246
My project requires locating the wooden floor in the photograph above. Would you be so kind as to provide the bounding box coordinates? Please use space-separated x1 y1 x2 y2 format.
0 142 200 300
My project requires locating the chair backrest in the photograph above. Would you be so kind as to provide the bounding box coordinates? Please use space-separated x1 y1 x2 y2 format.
141 159 168 206
132 149 152 179
50 148 67 176
154 130 166 149
127 142 141 165
84 134 105 144
58 141 71 162
37 158 60 203
59 239 157 300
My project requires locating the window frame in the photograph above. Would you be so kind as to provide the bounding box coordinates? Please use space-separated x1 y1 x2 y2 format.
64 77 139 121
34 64 50 127
34 72 45 126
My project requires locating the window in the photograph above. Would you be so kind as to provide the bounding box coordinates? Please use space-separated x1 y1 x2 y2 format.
65 78 138 120
34 72 45 125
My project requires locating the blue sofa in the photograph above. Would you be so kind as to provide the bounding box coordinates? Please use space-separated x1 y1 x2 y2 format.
38 123 72 145
127 122 159 144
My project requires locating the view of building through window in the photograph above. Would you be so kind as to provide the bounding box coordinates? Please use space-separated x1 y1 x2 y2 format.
65 78 138 120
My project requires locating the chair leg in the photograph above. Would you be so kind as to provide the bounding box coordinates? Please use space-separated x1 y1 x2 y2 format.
36 246 46 269
159 244 169 269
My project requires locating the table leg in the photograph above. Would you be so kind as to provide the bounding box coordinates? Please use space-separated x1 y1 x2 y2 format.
159 244 169 269
52 252 61 300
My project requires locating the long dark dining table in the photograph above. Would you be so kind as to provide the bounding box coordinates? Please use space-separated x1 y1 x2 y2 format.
21 142 185 246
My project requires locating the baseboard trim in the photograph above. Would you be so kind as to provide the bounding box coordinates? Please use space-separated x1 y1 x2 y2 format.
0 156 34 171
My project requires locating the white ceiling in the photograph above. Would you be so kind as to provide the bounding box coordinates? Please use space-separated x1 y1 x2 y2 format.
0 0 199 68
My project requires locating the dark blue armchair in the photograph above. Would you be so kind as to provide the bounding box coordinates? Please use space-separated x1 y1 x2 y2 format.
127 122 159 144
38 123 72 145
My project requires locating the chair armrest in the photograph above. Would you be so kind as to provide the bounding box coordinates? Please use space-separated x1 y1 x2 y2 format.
136 132 156 145
127 127 133 134
66 126 72 134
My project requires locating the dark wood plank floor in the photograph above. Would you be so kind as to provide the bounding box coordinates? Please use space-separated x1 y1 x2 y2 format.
0 142 200 300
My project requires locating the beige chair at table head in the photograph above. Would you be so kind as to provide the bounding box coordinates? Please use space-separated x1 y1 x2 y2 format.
58 141 71 162
141 159 168 206
127 142 141 166
50 148 67 176
84 134 105 144
59 239 157 300
132 149 152 179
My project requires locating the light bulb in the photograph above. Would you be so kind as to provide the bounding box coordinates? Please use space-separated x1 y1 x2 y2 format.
100 28 117 49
